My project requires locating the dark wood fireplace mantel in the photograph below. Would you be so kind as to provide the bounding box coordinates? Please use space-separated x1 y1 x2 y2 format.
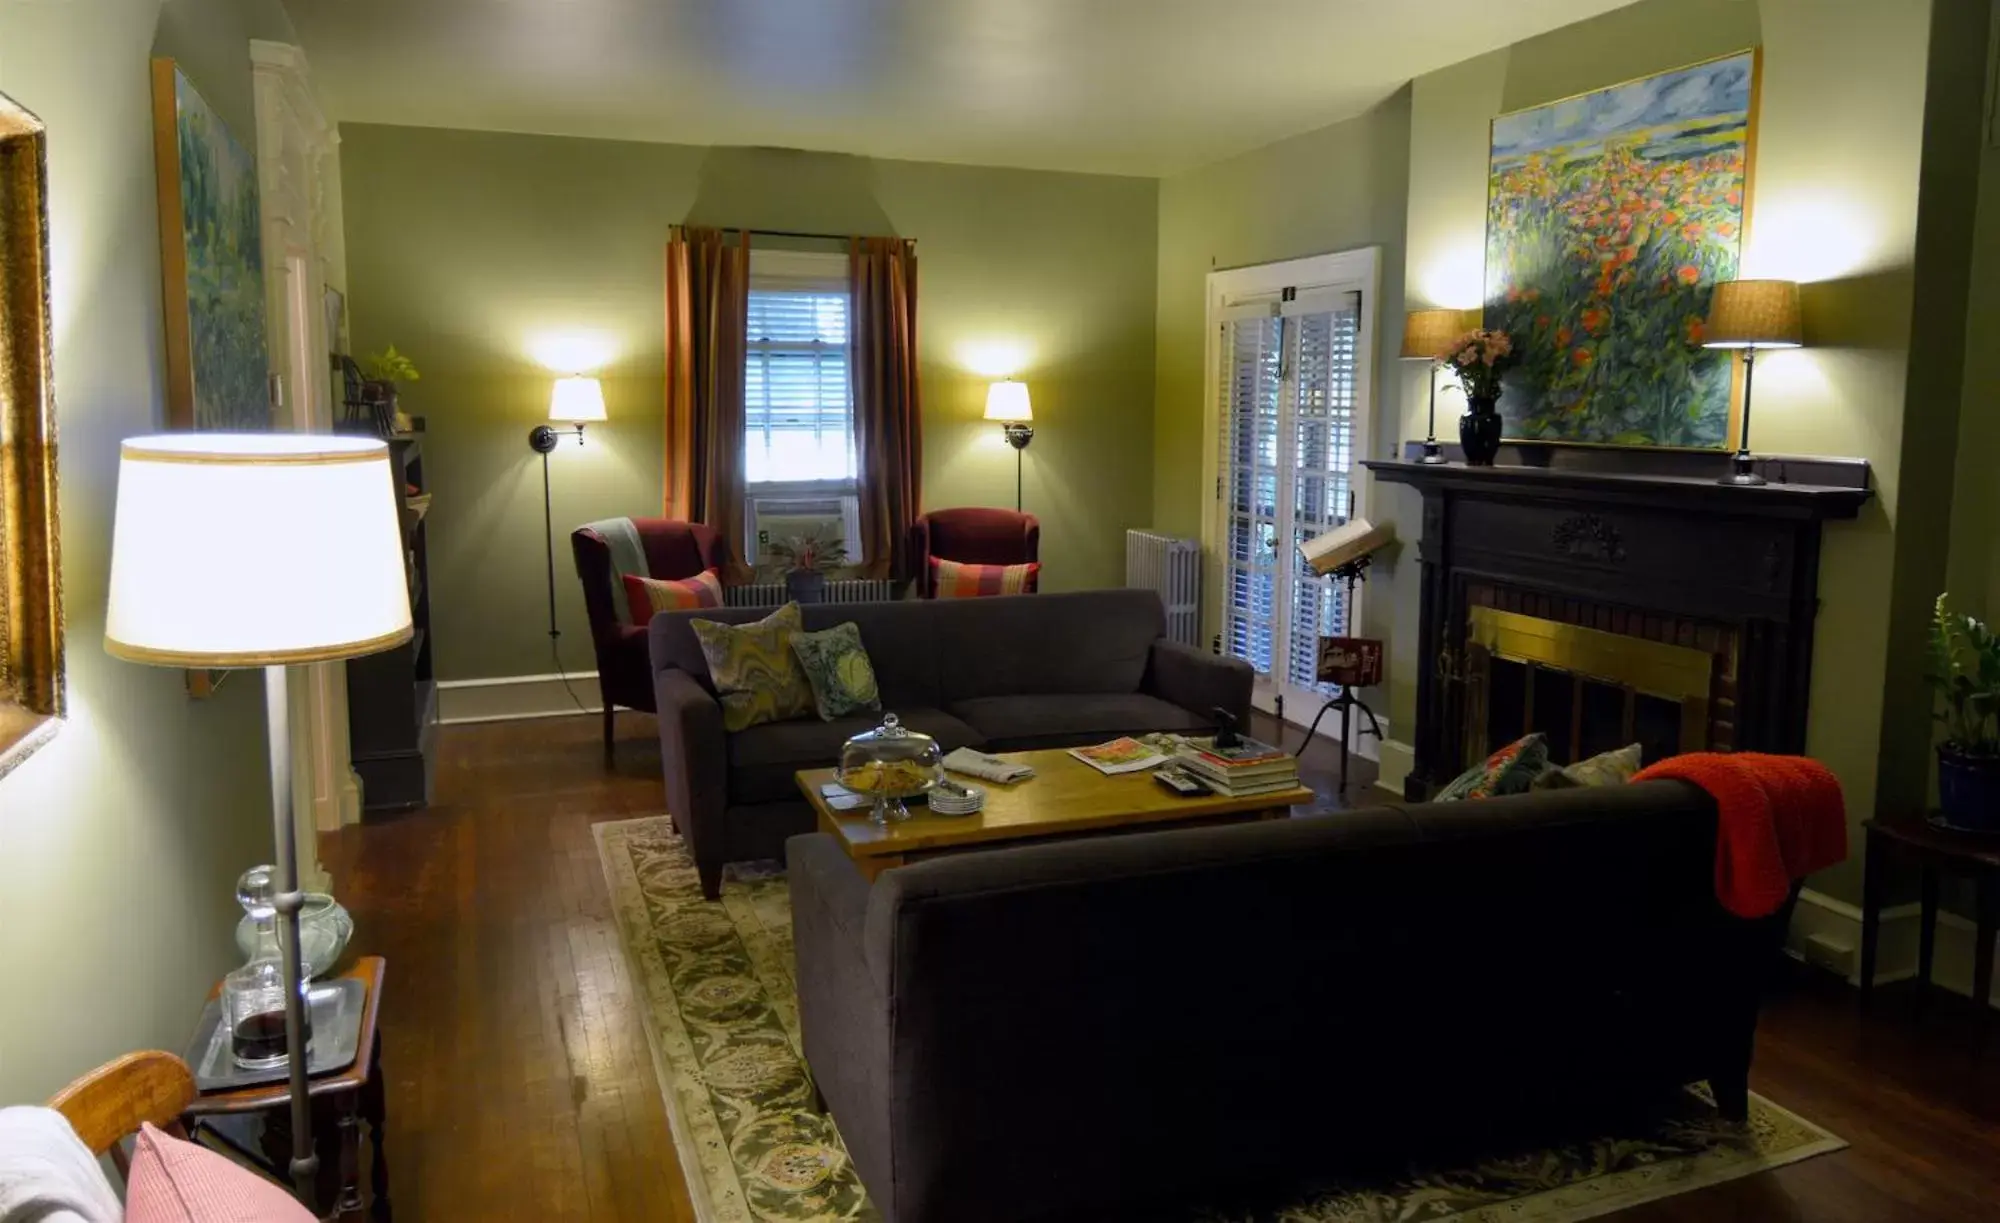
1363 445 1872 799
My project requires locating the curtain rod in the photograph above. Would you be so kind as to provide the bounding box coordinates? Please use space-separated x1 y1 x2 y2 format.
714 226 912 245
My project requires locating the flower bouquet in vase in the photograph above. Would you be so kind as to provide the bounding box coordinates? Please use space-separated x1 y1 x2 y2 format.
1441 329 1517 466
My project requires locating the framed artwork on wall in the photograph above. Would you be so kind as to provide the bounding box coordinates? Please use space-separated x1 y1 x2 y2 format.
151 58 272 431
0 90 65 778
1484 50 1760 448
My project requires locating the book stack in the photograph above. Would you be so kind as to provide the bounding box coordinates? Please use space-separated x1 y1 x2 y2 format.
1173 736 1300 797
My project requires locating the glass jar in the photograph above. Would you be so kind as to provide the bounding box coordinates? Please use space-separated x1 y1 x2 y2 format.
838 712 943 826
227 866 313 1069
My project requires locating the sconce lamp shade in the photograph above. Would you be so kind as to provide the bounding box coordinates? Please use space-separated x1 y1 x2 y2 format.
983 379 1033 423
550 376 608 423
105 434 413 667
1400 307 1482 360
1702 280 1802 349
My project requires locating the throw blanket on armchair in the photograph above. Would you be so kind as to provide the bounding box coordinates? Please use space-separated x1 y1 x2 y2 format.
1631 753 1847 918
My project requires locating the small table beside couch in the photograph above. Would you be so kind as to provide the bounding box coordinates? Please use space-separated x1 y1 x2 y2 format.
649 587 1251 899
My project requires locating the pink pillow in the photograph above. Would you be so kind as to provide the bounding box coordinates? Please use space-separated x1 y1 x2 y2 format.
125 1122 315 1222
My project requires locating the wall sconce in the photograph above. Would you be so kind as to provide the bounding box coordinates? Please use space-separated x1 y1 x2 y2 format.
528 375 608 648
984 379 1034 511
529 375 607 453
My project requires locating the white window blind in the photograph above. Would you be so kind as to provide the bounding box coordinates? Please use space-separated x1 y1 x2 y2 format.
1217 291 1362 703
745 261 854 485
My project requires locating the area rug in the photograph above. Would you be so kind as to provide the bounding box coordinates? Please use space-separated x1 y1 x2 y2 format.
595 815 1845 1223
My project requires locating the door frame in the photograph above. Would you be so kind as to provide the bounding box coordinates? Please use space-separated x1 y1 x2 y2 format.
1202 247 1380 732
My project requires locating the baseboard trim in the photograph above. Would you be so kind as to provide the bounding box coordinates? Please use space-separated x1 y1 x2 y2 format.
1787 886 1997 1007
1375 739 1414 797
438 672 602 725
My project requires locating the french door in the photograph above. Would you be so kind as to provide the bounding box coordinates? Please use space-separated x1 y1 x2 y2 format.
1206 251 1375 726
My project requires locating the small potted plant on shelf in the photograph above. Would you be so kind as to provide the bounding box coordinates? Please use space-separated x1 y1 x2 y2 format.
360 345 421 436
767 527 848 605
1927 593 2000 831
1440 328 1517 467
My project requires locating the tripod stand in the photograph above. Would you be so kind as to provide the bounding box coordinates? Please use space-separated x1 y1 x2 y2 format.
1294 556 1385 793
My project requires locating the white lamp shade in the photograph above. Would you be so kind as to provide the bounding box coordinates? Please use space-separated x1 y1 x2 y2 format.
105 434 414 667
550 376 608 423
983 379 1032 422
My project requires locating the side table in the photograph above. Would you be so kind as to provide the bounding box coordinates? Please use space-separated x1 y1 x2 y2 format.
1858 817 2000 1015
186 955 390 1220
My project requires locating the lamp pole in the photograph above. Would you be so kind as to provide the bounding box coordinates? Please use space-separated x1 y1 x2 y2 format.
263 664 319 1200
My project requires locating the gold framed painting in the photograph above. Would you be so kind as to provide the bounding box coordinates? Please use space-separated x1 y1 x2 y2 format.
1484 49 1762 448
0 90 65 777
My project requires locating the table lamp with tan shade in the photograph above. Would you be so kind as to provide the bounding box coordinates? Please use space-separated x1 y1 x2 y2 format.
1401 307 1482 465
1702 279 1802 487
105 434 412 1202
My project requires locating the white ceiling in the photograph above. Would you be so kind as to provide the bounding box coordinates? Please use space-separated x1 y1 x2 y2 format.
286 0 1640 177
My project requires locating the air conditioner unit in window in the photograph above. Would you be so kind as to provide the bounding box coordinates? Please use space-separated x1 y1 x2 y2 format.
748 495 862 570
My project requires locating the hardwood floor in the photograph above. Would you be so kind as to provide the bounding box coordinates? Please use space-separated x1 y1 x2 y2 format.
325 712 2000 1221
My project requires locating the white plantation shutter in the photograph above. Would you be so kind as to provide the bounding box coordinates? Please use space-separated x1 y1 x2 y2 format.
1217 290 1363 701
746 254 855 485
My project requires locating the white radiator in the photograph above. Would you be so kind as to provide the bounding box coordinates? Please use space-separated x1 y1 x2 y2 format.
725 579 903 609
1125 529 1201 647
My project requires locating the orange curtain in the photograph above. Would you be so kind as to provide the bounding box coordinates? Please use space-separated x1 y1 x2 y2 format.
664 226 752 579
850 236 922 580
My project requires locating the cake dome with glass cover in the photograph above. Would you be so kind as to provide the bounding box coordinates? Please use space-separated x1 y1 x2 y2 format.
838 712 943 825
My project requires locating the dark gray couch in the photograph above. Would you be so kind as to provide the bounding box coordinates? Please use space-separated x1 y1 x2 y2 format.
788 779 1795 1223
650 589 1253 899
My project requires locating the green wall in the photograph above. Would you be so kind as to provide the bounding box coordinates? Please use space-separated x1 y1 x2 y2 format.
339 128 1159 682
1151 0 1968 904
0 0 295 1101
1151 89 1411 656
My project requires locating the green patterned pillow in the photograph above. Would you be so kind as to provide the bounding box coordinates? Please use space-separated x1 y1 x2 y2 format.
789 622 882 720
690 603 816 731
1434 733 1550 802
1532 742 1644 791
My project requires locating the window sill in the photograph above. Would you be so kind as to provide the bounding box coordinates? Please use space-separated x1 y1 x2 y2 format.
0 703 59 783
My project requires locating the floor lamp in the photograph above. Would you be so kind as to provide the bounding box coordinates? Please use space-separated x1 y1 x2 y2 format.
528 376 607 643
105 434 414 1203
985 378 1034 511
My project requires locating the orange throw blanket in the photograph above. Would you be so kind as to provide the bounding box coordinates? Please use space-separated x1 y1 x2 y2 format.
1630 753 1848 919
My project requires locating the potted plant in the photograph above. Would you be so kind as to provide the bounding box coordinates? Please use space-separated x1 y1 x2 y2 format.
1440 328 1517 467
360 345 420 436
1927 593 2000 830
768 527 848 605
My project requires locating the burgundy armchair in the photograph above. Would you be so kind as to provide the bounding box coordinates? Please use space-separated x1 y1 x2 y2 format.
572 517 729 761
910 508 1041 596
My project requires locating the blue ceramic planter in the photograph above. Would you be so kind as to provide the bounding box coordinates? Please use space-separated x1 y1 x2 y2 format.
1937 746 2000 832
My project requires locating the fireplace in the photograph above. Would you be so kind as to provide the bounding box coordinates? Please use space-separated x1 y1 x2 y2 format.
1365 445 1872 798
1463 603 1724 766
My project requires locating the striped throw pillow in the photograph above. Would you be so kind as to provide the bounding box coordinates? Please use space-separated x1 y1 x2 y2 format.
623 568 724 622
931 558 1040 599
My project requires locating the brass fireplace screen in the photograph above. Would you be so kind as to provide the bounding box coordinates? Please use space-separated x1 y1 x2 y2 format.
1464 608 1716 767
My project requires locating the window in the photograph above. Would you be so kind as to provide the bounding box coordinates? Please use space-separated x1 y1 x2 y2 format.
745 251 854 486
1206 250 1376 726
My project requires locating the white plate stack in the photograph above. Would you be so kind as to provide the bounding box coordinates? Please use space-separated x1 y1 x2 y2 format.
927 781 986 816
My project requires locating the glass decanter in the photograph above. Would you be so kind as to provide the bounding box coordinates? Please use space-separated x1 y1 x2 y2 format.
224 865 312 1070
838 712 943 826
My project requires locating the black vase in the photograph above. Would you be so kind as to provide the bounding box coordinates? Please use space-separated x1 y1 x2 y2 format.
1459 395 1503 467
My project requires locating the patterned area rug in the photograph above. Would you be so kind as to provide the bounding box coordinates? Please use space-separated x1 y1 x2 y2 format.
595 816 1844 1223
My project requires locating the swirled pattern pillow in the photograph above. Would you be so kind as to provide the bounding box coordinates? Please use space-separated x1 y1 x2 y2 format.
691 603 816 731
789 621 882 720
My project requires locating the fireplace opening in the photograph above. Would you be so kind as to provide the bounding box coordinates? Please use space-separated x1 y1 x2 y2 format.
1464 607 1720 767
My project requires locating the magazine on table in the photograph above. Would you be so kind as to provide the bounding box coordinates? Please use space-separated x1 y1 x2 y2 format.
1068 737 1170 775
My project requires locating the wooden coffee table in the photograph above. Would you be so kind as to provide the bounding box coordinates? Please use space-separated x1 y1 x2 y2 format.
798 748 1314 881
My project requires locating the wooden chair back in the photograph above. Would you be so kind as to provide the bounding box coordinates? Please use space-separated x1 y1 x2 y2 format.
47 1050 197 1177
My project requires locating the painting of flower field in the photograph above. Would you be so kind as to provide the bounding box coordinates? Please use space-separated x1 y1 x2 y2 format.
1484 51 1756 447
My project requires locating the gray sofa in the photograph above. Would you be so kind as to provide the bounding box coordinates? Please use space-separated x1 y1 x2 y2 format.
788 779 1796 1222
650 588 1253 898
